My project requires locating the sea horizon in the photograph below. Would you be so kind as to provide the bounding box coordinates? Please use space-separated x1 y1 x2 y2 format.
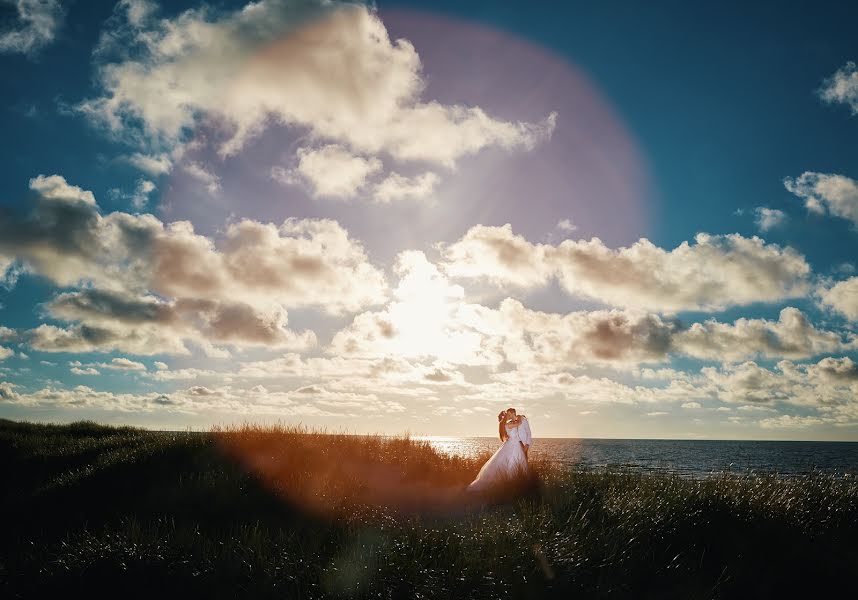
119 424 858 477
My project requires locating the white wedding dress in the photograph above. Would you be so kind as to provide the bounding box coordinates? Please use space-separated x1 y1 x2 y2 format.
466 422 529 492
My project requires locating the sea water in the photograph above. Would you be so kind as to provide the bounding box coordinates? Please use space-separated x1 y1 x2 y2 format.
417 437 858 478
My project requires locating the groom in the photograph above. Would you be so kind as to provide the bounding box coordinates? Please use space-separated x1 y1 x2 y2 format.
507 407 532 459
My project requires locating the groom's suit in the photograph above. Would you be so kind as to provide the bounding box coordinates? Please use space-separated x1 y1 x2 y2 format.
519 416 532 458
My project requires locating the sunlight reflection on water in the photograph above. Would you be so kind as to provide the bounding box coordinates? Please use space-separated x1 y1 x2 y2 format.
414 437 858 478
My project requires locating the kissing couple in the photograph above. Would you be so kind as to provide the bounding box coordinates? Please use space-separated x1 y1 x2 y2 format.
466 408 532 493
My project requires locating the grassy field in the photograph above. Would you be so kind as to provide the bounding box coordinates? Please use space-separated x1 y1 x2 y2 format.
1 419 857 599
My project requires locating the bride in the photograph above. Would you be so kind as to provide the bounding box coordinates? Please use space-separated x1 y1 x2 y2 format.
466 409 529 492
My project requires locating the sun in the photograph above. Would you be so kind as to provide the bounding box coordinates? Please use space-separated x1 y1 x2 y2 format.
382 251 484 364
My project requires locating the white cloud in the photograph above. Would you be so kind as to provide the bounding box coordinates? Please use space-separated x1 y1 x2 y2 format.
557 218 578 232
30 288 318 356
0 175 397 355
100 357 147 371
79 2 555 167
70 366 99 375
29 174 95 206
183 162 221 194
154 361 168 370
702 361 790 405
675 307 855 361
819 61 858 115
330 251 492 365
28 321 191 356
131 179 156 209
3 173 387 326
553 233 810 313
276 145 382 199
818 276 858 320
443 224 811 312
0 175 159 291
154 217 387 314
784 171 858 227
0 256 14 283
681 401 701 409
332 253 845 372
760 414 824 429
443 224 555 288
373 172 440 204
0 346 13 361
754 207 786 232
123 152 172 176
0 0 64 56
459 299 677 367
0 380 394 418
146 367 219 381
703 357 858 410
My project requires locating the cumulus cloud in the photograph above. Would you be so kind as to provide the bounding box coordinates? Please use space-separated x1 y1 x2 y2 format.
78 2 555 168
331 252 845 371
123 152 172 176
754 207 786 232
553 233 810 312
182 162 221 194
274 145 382 199
703 357 858 411
819 61 858 115
3 174 387 310
2 175 385 354
0 0 64 56
373 172 440 204
472 303 848 367
71 366 99 375
675 307 855 361
0 174 161 291
0 379 394 418
784 171 858 227
818 276 858 320
0 255 14 283
146 367 219 381
131 179 156 209
153 217 387 314
760 414 824 429
443 224 555 288
462 299 678 367
28 321 190 356
101 357 146 370
29 174 95 205
0 346 13 361
29 287 317 355
556 218 578 232
330 251 492 365
443 224 811 312
0 381 19 402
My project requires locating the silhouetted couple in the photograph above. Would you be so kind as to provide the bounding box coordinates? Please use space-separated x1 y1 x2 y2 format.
466 407 532 492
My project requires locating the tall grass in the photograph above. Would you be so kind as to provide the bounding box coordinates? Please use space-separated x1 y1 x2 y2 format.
1 418 857 598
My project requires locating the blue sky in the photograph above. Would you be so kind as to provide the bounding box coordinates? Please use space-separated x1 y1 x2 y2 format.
1 0 857 439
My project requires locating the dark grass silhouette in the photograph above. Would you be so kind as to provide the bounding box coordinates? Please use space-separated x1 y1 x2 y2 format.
2 418 857 599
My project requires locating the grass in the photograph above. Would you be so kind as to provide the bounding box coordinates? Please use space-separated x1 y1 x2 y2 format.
1 418 857 598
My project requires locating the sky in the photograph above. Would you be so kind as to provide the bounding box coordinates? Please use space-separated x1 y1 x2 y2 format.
1 0 858 440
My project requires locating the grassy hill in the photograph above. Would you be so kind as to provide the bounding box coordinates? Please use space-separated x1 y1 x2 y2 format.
1 418 857 598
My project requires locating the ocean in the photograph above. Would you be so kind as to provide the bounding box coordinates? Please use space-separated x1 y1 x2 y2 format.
417 437 858 478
